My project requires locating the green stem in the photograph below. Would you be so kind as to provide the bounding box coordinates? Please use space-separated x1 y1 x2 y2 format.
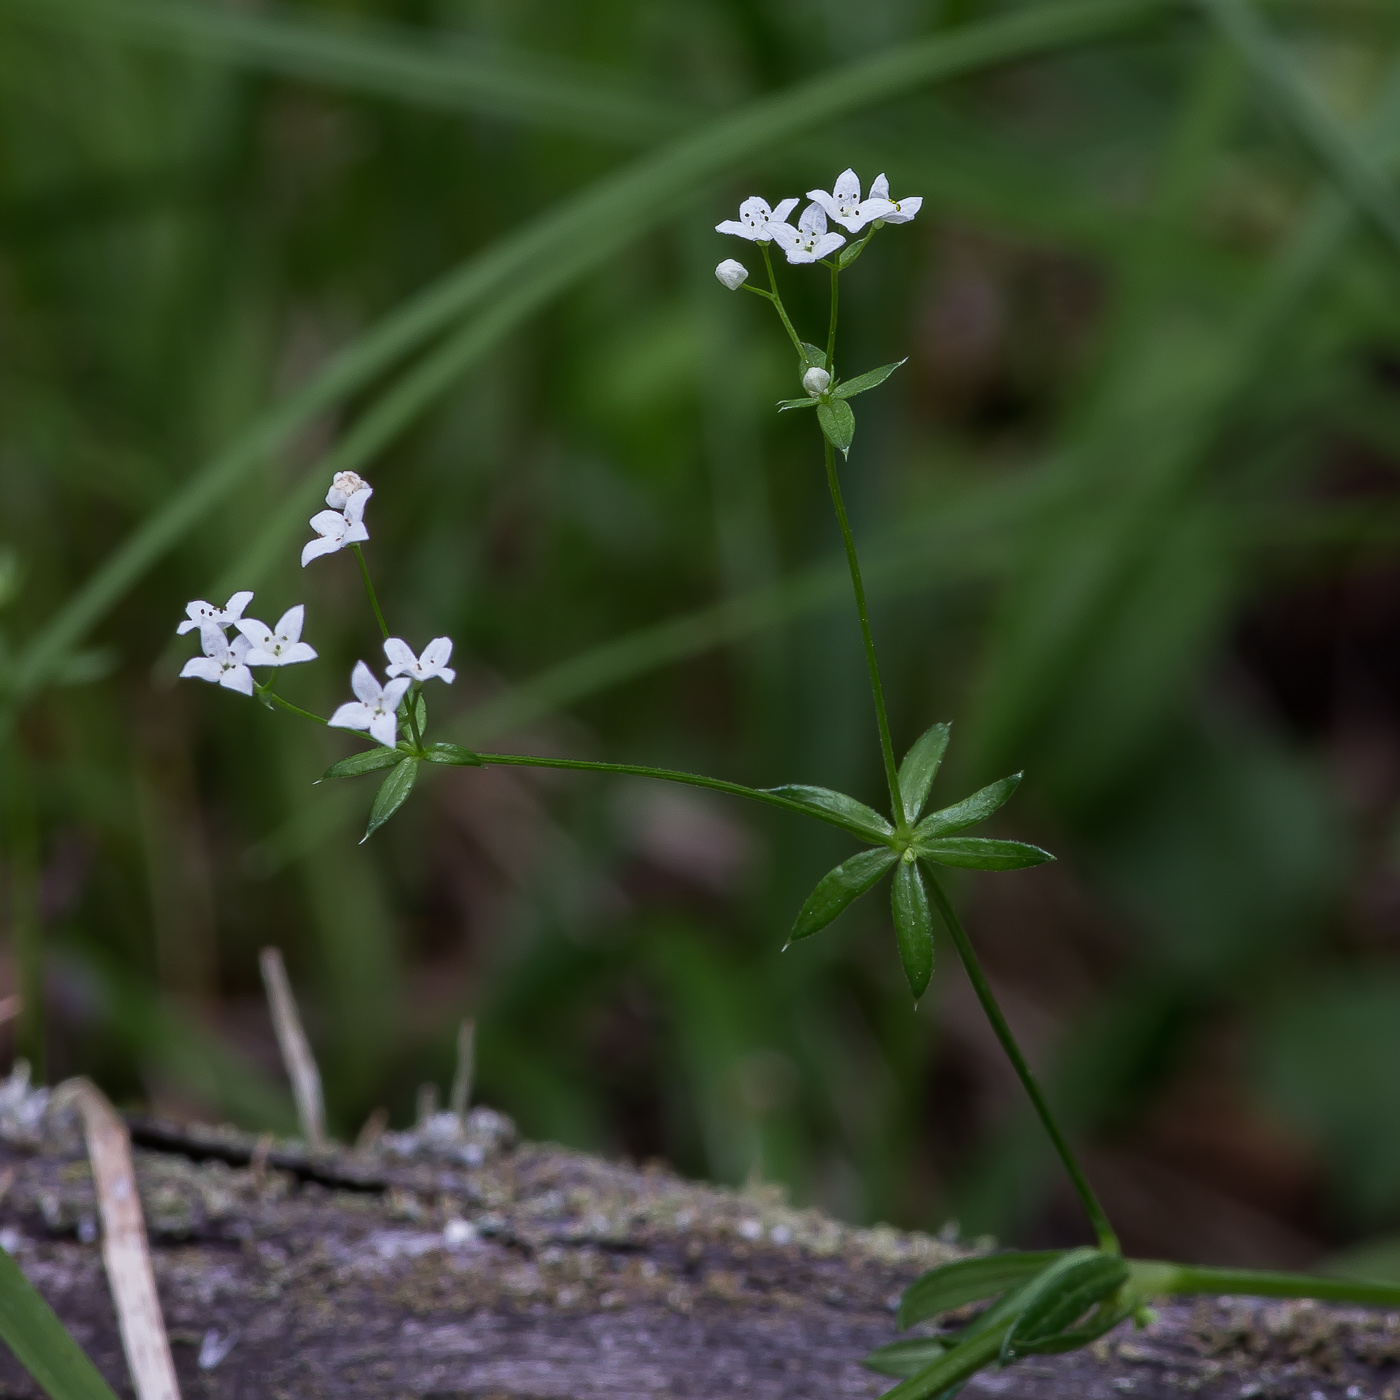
826 259 839 371
823 437 903 820
351 543 390 640
1160 1264 1400 1307
404 680 425 750
925 867 1120 1255
258 686 328 726
760 243 806 358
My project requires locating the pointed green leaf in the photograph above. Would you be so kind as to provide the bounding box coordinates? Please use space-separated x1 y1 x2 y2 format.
777 396 819 411
863 1336 947 1380
833 357 907 400
898 1251 1065 1330
892 859 933 1000
789 847 899 943
765 784 894 842
362 757 418 842
800 341 828 370
1000 1249 1128 1361
897 722 952 824
817 398 855 456
399 688 426 735
322 747 408 780
837 232 875 271
422 742 484 766
918 838 1053 871
915 774 1021 839
872 1322 1007 1400
0 1244 122 1400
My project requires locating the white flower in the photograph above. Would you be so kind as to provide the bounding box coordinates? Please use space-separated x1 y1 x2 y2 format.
772 203 846 265
176 590 254 635
869 173 922 225
802 366 831 396
715 196 798 243
179 624 255 696
715 259 749 290
301 489 370 567
329 661 411 749
384 636 456 685
805 169 895 234
236 605 318 667
326 471 372 512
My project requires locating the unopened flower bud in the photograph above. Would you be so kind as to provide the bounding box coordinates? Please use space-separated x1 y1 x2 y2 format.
802 366 831 396
715 259 749 291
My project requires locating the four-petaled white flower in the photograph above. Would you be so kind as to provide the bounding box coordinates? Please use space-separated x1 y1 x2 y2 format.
869 173 921 225
302 489 370 567
802 366 831 396
180 624 255 696
773 203 845 265
330 661 411 749
177 590 254 635
326 470 373 513
805 169 895 234
715 259 749 290
236 605 318 667
715 196 798 243
384 636 456 685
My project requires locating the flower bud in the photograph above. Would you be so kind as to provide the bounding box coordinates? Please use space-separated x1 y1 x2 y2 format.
802 366 831 397
714 259 749 290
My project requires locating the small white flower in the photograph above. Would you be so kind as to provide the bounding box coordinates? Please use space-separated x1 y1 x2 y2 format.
180 624 255 696
802 366 831 396
715 259 749 290
772 203 846 265
869 173 922 225
326 471 372 512
176 590 254 635
301 490 370 567
236 605 318 667
384 636 456 685
715 196 798 243
329 661 411 749
805 169 895 234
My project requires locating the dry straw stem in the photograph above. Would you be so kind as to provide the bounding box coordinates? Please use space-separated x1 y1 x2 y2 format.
258 947 327 1150
61 1079 180 1400
450 1018 475 1122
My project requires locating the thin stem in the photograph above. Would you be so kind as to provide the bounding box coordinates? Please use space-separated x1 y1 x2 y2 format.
404 680 425 750
925 868 1120 1254
1160 1264 1400 1307
823 438 903 820
351 543 390 640
826 259 839 371
760 244 806 358
258 686 328 726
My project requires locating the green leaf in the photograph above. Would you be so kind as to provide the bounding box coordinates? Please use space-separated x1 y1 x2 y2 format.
837 232 875 271
789 847 899 943
422 742 484 766
892 860 933 1000
918 838 1053 871
800 341 828 370
1000 1249 1128 1361
817 398 856 456
0 1244 121 1400
898 1251 1066 1330
833 357 907 399
873 1322 1007 1400
915 774 1021 839
322 748 407 780
863 1337 947 1380
765 784 894 842
897 722 952 824
776 396 818 411
399 688 427 736
362 758 419 842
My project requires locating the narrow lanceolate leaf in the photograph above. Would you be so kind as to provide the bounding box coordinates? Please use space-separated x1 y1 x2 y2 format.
362 757 419 841
817 398 856 456
422 742 484 766
897 721 952 824
876 1323 1007 1400
863 1336 947 1380
800 342 828 370
898 1251 1065 1330
918 838 1053 871
776 396 819 411
1000 1249 1128 1361
789 847 899 943
322 747 408 780
765 784 894 842
915 773 1021 839
891 860 933 1001
833 358 907 400
0 1245 122 1400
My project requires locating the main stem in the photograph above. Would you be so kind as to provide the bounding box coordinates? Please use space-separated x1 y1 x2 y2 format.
350 544 424 749
823 438 903 820
925 868 1120 1254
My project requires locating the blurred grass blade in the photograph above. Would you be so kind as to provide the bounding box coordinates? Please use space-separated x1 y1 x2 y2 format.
899 1251 1065 1329
0 0 686 143
0 1247 121 1400
6 0 1171 716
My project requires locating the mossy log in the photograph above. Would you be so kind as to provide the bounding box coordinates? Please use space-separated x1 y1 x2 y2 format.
0 1096 1398 1400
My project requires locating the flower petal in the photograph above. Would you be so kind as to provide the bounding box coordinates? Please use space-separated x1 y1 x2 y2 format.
869 173 890 201
832 168 861 200
814 232 847 258
230 634 253 662
368 710 399 748
225 590 255 619
771 197 798 223
350 660 382 704
220 664 256 696
804 189 840 222
175 619 201 635
382 676 412 711
421 637 454 672
344 521 370 545
235 619 274 648
798 203 828 235
310 509 348 537
198 622 231 659
383 637 417 676
329 701 373 732
244 648 279 667
275 604 305 642
301 535 342 568
279 642 318 665
180 657 223 684
715 220 758 240
343 490 372 527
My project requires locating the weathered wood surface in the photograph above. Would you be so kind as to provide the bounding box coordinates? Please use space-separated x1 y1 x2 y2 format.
0 1075 1397 1399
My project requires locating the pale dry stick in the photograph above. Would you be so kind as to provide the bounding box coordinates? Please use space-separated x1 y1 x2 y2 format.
59 1079 181 1400
354 1105 389 1151
258 947 327 1150
449 1018 475 1124
416 1082 439 1125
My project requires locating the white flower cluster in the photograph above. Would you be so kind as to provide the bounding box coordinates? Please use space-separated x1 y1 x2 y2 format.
330 636 455 749
714 168 920 285
303 470 372 567
178 591 316 696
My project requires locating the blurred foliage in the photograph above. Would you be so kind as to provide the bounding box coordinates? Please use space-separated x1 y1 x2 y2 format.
5 0 1400 1271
